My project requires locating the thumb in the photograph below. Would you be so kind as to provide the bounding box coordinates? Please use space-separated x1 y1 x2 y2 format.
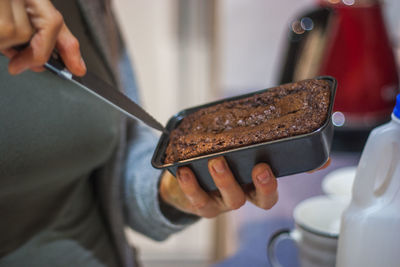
56 24 86 76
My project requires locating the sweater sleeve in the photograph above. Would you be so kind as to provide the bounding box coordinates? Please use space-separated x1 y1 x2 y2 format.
117 50 199 241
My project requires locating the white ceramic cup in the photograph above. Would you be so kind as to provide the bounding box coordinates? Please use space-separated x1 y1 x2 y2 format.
267 195 348 267
322 166 357 202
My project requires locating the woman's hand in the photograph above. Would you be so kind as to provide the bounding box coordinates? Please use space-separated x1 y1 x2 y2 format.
159 157 278 218
0 0 86 76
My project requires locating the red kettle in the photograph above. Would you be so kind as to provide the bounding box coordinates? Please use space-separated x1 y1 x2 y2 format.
318 0 398 128
279 0 399 151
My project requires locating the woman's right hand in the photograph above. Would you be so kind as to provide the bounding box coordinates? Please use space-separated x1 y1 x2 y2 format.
0 0 86 76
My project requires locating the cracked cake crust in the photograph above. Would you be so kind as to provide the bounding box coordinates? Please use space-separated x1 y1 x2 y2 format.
164 79 331 164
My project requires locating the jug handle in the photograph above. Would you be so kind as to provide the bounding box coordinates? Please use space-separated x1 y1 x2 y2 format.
352 128 395 205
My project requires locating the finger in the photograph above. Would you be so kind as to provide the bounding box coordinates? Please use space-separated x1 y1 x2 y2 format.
208 157 246 210
308 158 331 173
0 48 18 58
56 24 86 76
0 0 13 24
176 167 215 216
0 0 32 50
10 0 33 44
8 0 63 74
0 0 15 49
249 163 278 210
159 171 192 211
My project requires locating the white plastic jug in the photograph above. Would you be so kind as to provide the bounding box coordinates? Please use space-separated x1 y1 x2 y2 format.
336 94 400 267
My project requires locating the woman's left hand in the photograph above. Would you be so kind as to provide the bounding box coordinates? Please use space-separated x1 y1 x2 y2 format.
159 156 278 218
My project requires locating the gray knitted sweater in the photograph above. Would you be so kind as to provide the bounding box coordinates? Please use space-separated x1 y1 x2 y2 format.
0 1 198 266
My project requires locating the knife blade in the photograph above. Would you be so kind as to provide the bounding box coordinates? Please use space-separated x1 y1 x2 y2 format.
44 52 167 133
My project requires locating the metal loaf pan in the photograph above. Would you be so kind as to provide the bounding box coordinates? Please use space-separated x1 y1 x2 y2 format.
152 76 337 192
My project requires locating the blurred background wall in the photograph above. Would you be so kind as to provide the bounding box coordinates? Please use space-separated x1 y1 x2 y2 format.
112 0 400 266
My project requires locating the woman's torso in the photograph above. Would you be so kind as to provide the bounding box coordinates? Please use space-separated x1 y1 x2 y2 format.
0 0 122 266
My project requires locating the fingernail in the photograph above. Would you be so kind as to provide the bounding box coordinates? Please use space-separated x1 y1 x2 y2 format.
256 170 271 185
212 159 226 174
9 59 27 75
80 57 86 70
9 66 25 75
178 170 190 183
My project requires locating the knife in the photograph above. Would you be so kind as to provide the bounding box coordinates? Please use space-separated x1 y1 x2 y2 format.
45 52 167 133
8 46 167 133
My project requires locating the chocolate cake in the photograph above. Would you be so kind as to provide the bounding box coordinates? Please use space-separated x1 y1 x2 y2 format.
164 79 331 164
